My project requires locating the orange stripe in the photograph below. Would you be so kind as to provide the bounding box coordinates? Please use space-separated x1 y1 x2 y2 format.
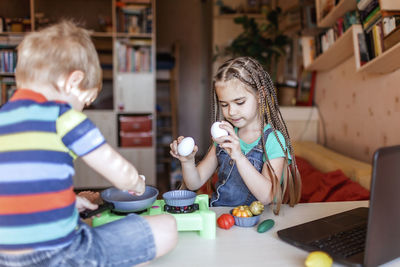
10 89 68 104
0 187 75 214
10 89 48 103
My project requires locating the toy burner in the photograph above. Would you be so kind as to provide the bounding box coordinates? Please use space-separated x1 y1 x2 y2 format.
92 194 216 239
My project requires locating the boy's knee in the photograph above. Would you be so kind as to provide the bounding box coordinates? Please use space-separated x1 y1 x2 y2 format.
163 214 178 245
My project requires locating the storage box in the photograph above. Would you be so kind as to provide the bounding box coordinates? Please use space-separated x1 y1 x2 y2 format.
120 131 152 147
119 115 152 132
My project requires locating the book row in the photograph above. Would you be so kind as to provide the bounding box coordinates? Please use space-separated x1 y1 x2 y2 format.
116 41 152 73
0 49 17 74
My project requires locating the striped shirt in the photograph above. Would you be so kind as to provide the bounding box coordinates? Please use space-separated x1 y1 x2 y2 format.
0 89 105 250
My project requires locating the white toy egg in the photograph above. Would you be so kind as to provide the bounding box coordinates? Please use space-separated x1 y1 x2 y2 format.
211 122 228 139
177 137 195 156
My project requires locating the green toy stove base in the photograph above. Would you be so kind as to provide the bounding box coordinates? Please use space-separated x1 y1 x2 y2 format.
92 194 216 239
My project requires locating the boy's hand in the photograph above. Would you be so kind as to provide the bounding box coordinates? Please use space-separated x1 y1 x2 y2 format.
76 195 98 212
127 174 146 196
170 136 198 162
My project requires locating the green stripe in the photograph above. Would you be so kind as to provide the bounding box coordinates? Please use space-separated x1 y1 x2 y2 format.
0 210 78 244
57 109 86 138
0 132 69 152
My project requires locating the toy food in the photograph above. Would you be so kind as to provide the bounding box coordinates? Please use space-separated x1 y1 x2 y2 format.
232 205 253 217
177 137 195 156
257 219 274 233
210 122 228 139
305 251 333 267
249 201 264 215
217 214 235 230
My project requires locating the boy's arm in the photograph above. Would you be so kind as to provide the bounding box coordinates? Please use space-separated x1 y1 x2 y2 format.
81 143 145 195
181 145 218 191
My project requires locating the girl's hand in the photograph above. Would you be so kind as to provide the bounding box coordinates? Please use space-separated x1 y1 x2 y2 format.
170 136 198 162
213 122 244 161
76 195 98 213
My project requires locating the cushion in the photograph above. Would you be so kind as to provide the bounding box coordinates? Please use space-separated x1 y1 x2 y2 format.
296 156 370 202
293 141 372 190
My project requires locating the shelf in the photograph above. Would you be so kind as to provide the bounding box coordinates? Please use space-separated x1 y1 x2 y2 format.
317 0 357 28
357 41 400 74
91 32 114 38
115 32 152 38
0 72 15 76
214 13 265 20
305 25 363 71
379 0 400 11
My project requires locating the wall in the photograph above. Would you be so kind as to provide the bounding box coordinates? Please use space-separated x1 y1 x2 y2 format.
156 0 212 156
315 56 400 163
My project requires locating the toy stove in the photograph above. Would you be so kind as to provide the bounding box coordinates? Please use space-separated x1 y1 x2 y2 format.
92 194 216 239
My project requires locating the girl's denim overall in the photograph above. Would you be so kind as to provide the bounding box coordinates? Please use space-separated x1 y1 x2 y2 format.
210 128 273 207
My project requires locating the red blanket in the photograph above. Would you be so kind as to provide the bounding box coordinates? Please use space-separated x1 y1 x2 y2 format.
296 156 370 203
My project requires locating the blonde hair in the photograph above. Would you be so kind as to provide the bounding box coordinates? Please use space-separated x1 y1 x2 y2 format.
212 57 302 215
15 20 102 92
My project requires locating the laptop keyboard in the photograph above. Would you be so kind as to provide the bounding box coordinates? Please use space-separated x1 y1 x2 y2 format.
309 225 367 258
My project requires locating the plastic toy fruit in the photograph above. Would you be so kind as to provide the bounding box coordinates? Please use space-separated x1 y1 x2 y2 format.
257 219 274 233
249 201 264 215
305 251 333 267
217 214 235 230
232 205 253 217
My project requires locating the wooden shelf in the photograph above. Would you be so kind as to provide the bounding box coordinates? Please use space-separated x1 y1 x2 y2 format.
357 41 400 74
214 13 265 19
317 0 357 28
0 72 15 76
379 0 400 11
305 25 363 71
115 32 152 38
91 32 114 38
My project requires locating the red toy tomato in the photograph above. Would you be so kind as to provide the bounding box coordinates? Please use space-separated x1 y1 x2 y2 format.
217 213 235 230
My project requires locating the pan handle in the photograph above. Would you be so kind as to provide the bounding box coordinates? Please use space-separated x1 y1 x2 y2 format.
79 202 114 219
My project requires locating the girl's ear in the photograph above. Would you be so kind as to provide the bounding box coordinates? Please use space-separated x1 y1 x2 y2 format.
65 70 84 94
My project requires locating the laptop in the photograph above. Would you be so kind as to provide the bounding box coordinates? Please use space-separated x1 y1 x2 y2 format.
277 145 400 267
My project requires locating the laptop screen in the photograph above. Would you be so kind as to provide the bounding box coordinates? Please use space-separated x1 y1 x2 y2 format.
364 145 400 267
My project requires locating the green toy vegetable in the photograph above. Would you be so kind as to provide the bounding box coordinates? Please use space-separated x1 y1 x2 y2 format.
257 219 275 233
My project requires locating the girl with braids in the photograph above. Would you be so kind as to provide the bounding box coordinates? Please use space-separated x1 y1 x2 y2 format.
170 57 301 214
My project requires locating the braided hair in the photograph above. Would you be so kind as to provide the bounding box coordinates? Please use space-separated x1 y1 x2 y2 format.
212 57 301 214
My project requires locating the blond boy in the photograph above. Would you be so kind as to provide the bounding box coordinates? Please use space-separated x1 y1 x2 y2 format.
0 21 177 266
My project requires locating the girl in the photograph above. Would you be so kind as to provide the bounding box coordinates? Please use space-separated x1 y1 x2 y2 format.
170 57 301 214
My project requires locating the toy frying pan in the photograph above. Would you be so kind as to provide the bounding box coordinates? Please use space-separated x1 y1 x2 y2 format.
80 186 159 219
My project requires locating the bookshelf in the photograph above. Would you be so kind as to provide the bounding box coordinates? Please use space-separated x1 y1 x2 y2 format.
0 0 157 188
316 0 357 27
303 0 400 74
305 25 363 71
356 41 400 73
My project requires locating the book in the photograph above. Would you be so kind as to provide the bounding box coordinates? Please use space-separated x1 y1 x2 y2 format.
359 0 379 22
382 15 400 36
357 33 370 65
357 0 374 11
372 22 383 56
300 36 315 67
383 25 400 52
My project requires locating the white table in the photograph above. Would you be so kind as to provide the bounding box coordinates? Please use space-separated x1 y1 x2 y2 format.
149 201 400 267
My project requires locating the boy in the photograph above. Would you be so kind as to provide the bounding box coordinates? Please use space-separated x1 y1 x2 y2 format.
0 21 177 266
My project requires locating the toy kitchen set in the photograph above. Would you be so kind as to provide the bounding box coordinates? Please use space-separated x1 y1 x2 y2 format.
80 187 216 239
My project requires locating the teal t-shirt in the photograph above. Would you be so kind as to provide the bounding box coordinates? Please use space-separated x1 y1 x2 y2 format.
237 125 292 163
